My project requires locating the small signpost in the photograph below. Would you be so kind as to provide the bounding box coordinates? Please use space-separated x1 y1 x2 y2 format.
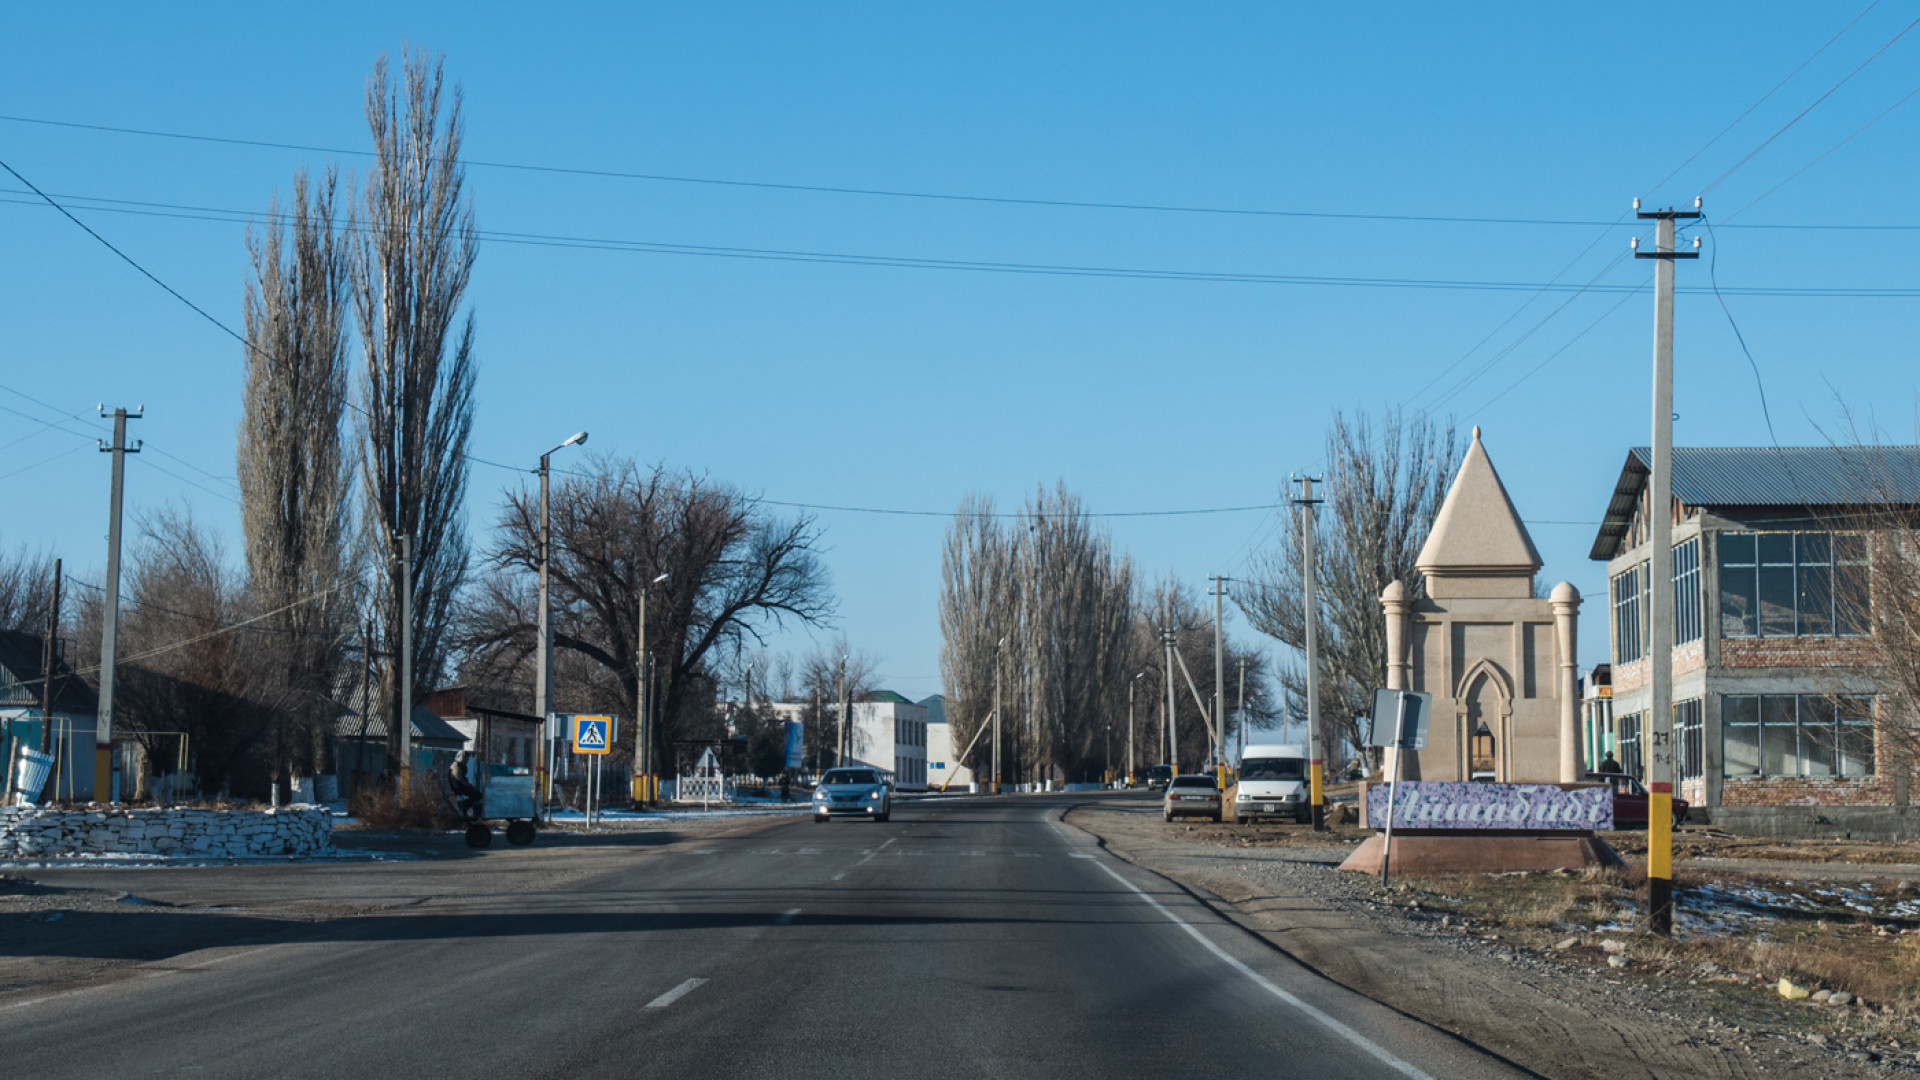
1367 688 1431 884
567 715 617 827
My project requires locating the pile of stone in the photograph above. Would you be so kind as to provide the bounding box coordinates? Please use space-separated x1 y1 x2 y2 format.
0 804 332 858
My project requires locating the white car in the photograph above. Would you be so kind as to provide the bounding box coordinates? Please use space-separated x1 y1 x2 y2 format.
812 768 892 822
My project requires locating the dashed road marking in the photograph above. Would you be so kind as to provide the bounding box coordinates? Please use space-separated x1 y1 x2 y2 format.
777 908 802 924
646 978 707 1009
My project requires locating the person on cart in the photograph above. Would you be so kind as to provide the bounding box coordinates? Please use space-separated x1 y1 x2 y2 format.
449 752 484 821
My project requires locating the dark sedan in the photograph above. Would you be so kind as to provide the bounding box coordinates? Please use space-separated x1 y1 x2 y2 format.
1587 773 1690 830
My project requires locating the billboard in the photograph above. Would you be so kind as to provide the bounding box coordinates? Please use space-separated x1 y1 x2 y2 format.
784 720 804 770
1364 782 1612 831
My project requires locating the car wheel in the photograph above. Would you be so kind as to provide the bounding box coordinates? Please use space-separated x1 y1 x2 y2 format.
875 811 890 823
813 814 828 824
505 820 536 846
464 823 492 849
1163 811 1173 822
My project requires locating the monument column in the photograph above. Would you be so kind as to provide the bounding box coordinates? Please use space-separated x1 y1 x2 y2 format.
1551 582 1582 782
1380 579 1414 778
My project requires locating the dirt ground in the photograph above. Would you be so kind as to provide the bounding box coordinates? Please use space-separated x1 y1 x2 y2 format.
1067 799 1916 1079
0 814 789 1000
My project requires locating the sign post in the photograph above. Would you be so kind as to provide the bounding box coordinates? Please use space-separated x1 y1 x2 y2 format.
1367 688 1431 885
570 715 615 827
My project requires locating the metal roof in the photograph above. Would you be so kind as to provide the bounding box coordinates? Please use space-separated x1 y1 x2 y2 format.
1592 445 1920 560
0 630 97 713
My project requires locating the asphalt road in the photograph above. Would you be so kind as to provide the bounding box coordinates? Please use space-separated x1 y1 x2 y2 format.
0 796 1527 1079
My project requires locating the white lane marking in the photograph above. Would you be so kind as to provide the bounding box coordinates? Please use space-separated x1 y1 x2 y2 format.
832 873 846 880
777 908 802 925
1088 858 1436 1080
692 849 718 855
646 978 708 1009
879 837 898 850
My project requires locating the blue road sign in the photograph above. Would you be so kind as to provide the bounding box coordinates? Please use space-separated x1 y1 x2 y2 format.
573 715 613 755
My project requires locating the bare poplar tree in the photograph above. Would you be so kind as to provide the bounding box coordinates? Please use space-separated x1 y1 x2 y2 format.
0 541 57 634
1238 409 1458 758
1831 440 1920 805
240 168 353 791
352 50 478 755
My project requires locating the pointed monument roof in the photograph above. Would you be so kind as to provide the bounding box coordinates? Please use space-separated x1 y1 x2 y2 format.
1416 427 1542 578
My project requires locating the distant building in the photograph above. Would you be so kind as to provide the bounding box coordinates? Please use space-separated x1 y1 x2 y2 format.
1591 445 1920 820
920 693 973 790
0 629 99 800
845 691 928 791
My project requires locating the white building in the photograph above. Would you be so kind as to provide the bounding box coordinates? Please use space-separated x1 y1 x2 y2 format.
846 692 928 791
920 694 973 790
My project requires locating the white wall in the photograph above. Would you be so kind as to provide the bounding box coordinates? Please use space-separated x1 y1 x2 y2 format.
926 721 974 790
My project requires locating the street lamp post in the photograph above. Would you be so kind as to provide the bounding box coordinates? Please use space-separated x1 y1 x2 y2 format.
1127 671 1146 785
636 571 668 803
535 432 587 818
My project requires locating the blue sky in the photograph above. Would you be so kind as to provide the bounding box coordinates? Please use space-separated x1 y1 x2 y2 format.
3 3 1917 701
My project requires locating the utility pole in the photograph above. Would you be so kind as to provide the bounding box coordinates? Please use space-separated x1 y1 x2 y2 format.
1237 656 1247 762
1127 671 1145 785
1163 596 1178 775
535 433 587 812
992 637 1005 793
398 533 413 784
38 559 61 756
1634 196 1699 936
636 571 666 804
1295 475 1326 831
1211 575 1228 787
837 655 849 768
97 406 141 804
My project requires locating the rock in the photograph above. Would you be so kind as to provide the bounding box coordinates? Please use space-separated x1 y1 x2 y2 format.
1779 978 1811 1000
1601 939 1628 955
1607 954 1628 968
1555 937 1578 950
1806 1033 1827 1046
1830 991 1854 1006
1813 989 1834 1003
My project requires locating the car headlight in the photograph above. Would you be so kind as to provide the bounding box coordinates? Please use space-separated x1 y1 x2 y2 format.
864 789 881 800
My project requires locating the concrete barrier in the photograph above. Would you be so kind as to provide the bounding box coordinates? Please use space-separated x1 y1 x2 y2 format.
1704 805 1920 843
0 804 333 858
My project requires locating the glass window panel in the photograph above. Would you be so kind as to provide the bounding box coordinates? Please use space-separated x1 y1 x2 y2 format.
1839 714 1876 778
1723 723 1761 777
1719 532 1755 565
1719 559 1757 636
1758 533 1794 565
1835 539 1871 635
1762 696 1799 775
1799 707 1837 777
1797 560 1833 637
1797 533 1831 566
1758 565 1796 636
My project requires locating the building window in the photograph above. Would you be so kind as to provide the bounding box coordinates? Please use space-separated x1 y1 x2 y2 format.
1721 694 1875 778
1613 563 1648 663
1675 698 1704 781
1718 532 1869 638
1617 711 1643 780
1673 538 1702 645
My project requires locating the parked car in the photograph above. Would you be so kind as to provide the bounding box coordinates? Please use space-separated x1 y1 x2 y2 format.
1145 764 1174 792
1585 772 1690 830
812 767 892 822
1163 774 1221 822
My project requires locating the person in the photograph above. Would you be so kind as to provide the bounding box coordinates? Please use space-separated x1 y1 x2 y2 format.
1597 752 1624 776
779 772 792 803
449 752 484 820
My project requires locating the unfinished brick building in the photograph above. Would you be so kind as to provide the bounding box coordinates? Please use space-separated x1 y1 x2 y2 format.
1591 445 1920 833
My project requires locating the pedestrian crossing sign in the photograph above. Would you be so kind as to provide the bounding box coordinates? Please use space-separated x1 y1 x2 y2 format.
573 715 614 755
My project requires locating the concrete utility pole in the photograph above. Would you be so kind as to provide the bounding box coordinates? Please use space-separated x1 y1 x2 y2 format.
535 432 588 810
1237 656 1247 762
1163 597 1178 775
1211 576 1228 787
38 559 61 756
398 533 413 782
1634 196 1700 936
1127 671 1146 784
992 637 1006 793
1295 475 1326 831
96 406 141 803
837 655 849 768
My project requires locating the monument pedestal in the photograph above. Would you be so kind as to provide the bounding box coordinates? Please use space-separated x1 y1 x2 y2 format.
1337 830 1623 875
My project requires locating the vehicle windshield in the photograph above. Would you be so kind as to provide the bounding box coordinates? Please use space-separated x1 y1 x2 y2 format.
1169 776 1216 789
1238 758 1306 782
821 769 879 786
1147 765 1172 778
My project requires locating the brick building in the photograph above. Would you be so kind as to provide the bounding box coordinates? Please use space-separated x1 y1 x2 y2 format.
1591 445 1920 821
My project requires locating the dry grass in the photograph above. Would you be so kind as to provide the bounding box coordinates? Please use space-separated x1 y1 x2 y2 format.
347 782 457 831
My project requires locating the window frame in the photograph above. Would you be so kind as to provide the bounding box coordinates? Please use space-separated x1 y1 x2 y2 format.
1612 562 1647 664
1717 531 1869 639
1719 693 1876 778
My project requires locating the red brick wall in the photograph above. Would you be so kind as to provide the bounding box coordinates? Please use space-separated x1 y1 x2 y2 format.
1719 776 1894 806
1614 658 1646 693
1720 636 1877 668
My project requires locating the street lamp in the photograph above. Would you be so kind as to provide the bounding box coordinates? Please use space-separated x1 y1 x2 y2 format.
637 571 669 802
1127 671 1147 786
536 431 587 818
993 636 1008 795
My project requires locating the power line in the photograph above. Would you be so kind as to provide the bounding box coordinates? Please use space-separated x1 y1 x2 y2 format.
4 116 1918 232
1724 80 1920 223
1701 11 1920 195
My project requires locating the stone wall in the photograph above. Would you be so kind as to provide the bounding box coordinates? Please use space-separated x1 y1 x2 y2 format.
1719 776 1894 807
0 805 332 858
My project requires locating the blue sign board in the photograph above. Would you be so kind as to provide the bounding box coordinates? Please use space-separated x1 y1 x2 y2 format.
783 720 804 769
573 715 613 755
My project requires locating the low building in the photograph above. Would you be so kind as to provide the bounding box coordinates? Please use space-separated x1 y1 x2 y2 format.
920 694 974 790
1590 445 1920 826
0 630 99 800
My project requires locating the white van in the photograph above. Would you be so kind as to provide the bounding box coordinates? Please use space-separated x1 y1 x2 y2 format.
1234 743 1310 823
